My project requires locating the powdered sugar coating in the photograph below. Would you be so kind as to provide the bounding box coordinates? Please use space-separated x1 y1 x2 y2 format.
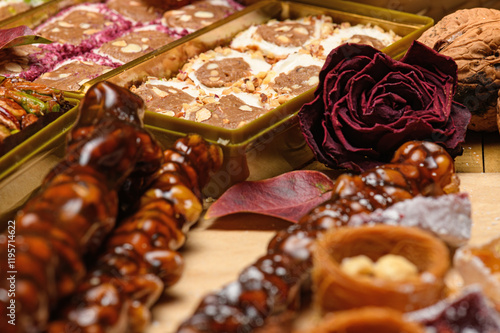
348 193 472 247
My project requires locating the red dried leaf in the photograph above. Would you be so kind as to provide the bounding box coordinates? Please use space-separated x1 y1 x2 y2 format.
205 170 335 223
0 26 52 50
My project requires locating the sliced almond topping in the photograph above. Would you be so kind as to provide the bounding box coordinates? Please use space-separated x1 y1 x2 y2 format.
152 87 169 97
196 108 212 122
179 14 192 22
210 70 219 76
277 35 290 43
5 63 23 73
141 37 150 43
142 44 149 51
209 77 220 82
238 105 253 112
168 89 178 94
112 40 128 47
78 78 90 86
168 10 184 16
194 11 215 19
293 27 309 35
246 81 255 92
58 21 74 28
206 63 219 70
121 43 142 53
79 23 91 29
83 29 101 35
58 73 72 78
275 25 292 32
160 110 175 117
51 27 61 33
291 84 301 90
306 76 319 86
202 96 216 104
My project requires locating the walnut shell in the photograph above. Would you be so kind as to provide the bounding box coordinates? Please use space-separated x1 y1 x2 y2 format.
418 8 500 132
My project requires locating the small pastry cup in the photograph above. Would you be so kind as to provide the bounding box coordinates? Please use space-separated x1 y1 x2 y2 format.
299 307 425 333
312 225 450 312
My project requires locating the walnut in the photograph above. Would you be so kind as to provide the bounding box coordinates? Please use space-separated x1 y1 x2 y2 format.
418 8 500 132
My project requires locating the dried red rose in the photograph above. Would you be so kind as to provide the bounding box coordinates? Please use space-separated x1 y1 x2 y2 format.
298 41 471 172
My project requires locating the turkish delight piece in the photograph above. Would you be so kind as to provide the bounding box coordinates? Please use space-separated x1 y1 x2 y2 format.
33 54 118 91
406 285 500 332
162 0 235 35
95 25 175 64
130 78 200 117
34 3 132 48
105 0 165 23
230 15 331 58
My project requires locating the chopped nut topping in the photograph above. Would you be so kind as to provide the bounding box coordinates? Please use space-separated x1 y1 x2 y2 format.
306 76 319 86
196 108 212 122
159 110 175 117
246 81 255 92
202 96 216 104
275 25 292 32
277 95 288 104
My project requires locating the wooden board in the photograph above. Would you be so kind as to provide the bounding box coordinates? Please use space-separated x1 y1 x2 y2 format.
145 172 500 333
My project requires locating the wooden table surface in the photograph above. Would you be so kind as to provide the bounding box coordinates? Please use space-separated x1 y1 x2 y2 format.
145 169 500 332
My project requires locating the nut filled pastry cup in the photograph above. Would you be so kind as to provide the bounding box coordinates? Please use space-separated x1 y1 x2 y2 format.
298 307 425 333
312 224 450 313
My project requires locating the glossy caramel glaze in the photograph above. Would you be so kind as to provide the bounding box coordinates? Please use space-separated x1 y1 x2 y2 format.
0 81 163 333
177 140 459 333
47 134 223 333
